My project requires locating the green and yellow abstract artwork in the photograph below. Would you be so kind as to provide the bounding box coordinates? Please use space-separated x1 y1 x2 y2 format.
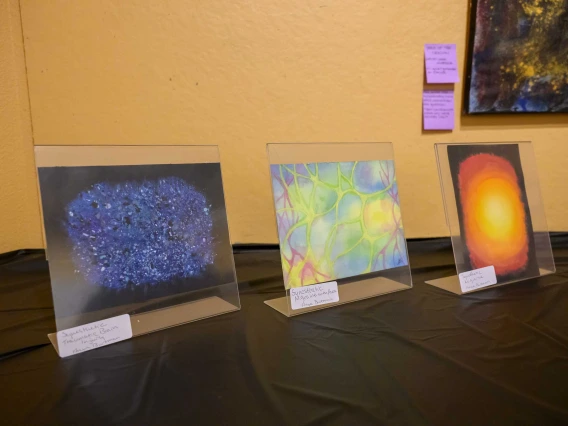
270 160 408 289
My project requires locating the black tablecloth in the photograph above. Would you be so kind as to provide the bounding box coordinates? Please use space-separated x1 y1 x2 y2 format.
1 236 568 426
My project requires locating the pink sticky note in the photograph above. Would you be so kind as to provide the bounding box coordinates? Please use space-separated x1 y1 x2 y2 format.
424 44 459 83
423 90 454 130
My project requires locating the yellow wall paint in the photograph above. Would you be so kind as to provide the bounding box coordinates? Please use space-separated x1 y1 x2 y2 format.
6 0 568 248
0 0 42 252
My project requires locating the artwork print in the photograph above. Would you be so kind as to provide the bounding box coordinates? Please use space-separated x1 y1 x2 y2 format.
466 0 568 113
38 163 234 329
270 160 408 289
448 144 540 282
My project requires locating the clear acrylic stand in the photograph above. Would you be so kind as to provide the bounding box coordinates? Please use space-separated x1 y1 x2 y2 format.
35 145 240 354
265 143 413 316
426 142 555 295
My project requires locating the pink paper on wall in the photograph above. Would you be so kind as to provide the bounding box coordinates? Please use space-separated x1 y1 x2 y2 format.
424 44 459 84
423 90 454 130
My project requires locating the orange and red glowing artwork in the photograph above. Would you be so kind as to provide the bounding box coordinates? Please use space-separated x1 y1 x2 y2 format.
448 144 539 281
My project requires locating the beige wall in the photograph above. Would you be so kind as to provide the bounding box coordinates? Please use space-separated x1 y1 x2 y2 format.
0 0 42 253
2 1 567 249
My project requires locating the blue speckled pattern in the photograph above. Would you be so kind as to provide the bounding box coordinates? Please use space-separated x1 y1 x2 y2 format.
64 177 214 289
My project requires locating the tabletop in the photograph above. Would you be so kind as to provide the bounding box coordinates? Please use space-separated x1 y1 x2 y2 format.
1 236 567 426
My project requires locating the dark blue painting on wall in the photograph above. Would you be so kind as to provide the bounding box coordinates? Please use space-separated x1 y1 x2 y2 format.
38 163 234 329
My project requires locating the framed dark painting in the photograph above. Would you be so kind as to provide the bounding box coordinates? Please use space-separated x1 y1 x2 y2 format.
465 0 568 114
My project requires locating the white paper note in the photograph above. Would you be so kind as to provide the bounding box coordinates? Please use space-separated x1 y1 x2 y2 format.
290 281 339 310
56 314 132 358
459 266 497 293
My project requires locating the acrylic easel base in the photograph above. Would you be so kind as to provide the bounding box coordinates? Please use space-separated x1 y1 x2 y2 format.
265 276 410 317
425 268 555 295
48 296 239 355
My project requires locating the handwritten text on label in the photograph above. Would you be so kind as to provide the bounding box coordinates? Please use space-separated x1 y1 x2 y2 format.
459 266 497 293
56 314 132 357
290 281 339 310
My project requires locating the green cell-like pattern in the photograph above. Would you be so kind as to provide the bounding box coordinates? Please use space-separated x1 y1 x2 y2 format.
270 160 408 289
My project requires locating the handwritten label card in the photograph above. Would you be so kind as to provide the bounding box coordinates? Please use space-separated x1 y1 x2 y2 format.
424 44 459 83
459 266 497 293
423 90 454 130
290 281 339 310
56 314 132 357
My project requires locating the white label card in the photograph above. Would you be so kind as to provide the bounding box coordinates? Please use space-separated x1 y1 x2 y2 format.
459 266 497 293
56 314 133 358
290 281 339 310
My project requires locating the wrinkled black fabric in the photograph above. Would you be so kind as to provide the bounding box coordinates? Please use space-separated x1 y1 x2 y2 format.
1 237 568 426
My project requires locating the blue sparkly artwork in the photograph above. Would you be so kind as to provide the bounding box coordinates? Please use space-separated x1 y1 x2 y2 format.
65 177 214 290
38 163 235 325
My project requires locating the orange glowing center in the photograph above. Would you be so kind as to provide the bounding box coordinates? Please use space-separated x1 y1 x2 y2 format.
459 154 528 275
